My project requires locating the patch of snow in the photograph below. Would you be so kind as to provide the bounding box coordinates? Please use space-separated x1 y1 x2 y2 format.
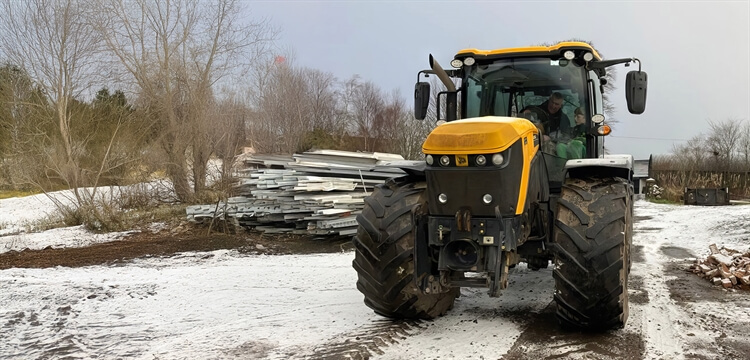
147 222 168 233
0 251 371 359
0 192 68 231
0 225 132 254
0 180 176 233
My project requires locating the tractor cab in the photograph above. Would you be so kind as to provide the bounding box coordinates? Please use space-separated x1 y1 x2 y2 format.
415 42 647 182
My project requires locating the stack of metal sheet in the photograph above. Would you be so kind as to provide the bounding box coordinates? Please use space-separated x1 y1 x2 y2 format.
186 150 407 236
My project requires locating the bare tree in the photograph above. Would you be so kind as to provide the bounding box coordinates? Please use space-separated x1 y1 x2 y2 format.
0 0 103 199
386 90 434 159
306 69 343 136
671 134 709 183
251 58 311 153
93 0 276 202
370 90 401 150
707 118 743 165
208 94 248 192
738 120 750 168
342 77 384 152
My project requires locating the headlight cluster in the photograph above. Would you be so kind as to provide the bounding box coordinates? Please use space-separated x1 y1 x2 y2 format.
563 50 595 62
450 57 475 68
424 152 507 167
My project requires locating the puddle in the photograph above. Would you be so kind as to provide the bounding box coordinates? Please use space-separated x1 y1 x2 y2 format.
634 226 662 232
631 245 645 264
628 275 649 305
660 246 695 259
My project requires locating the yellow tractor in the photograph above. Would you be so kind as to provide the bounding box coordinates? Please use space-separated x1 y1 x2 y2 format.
352 42 647 330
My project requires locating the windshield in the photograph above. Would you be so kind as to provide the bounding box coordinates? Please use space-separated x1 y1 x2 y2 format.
462 57 591 178
464 58 588 122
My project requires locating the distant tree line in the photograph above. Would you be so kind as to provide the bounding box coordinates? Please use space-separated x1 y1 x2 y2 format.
0 0 433 206
651 118 750 201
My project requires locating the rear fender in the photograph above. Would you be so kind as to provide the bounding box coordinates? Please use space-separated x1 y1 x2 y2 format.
564 154 633 181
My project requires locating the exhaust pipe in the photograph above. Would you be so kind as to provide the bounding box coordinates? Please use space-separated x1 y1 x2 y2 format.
428 54 458 121
429 54 456 92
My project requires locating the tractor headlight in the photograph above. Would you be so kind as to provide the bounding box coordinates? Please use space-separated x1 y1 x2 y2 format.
450 59 463 68
592 114 605 124
563 50 575 60
492 153 504 165
463 57 475 66
583 52 594 62
438 193 448 204
482 194 493 204
476 155 487 166
439 155 450 167
425 154 434 165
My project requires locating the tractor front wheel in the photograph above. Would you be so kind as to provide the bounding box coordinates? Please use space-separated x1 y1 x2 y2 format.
553 177 631 330
352 178 458 319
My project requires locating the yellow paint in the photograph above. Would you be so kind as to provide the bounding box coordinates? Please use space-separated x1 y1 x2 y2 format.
422 117 538 155
422 116 540 215
515 131 541 215
456 41 602 61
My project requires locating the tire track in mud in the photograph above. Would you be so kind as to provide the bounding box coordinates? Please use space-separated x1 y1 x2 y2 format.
632 217 690 359
496 221 653 359
296 319 424 359
500 302 645 359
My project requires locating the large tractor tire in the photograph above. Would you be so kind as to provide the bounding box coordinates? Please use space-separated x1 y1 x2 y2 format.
352 178 458 319
553 177 632 330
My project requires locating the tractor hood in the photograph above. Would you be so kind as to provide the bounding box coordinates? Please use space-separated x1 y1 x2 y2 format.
422 116 539 155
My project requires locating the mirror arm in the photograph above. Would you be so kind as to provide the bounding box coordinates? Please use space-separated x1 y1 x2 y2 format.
417 69 460 82
417 70 430 83
588 57 642 71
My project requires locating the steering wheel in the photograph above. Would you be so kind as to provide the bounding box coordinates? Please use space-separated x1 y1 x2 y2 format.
523 106 550 125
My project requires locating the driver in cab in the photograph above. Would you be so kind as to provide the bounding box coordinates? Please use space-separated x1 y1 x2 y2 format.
521 92 570 142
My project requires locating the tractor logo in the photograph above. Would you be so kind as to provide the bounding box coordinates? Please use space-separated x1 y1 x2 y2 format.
456 155 468 167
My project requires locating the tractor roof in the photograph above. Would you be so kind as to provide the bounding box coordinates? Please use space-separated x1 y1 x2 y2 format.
455 41 602 61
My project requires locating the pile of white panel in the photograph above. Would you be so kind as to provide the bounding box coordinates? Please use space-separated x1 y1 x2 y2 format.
186 150 407 236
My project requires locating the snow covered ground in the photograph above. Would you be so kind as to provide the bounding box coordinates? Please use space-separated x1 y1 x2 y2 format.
1 197 749 359
0 183 172 253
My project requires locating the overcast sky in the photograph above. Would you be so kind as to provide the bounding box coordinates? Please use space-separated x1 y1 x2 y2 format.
249 1 749 159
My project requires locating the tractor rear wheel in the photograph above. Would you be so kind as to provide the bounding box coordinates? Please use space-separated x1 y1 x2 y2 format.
553 177 631 330
352 178 458 319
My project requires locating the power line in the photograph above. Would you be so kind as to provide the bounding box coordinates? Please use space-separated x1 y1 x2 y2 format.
609 135 690 142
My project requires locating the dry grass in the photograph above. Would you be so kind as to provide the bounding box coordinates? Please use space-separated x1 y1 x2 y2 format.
651 170 750 203
0 189 38 200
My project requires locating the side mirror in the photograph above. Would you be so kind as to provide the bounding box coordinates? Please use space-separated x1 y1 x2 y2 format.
625 70 647 114
414 82 430 120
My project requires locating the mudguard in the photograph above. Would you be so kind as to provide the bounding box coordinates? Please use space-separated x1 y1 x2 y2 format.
564 154 633 180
